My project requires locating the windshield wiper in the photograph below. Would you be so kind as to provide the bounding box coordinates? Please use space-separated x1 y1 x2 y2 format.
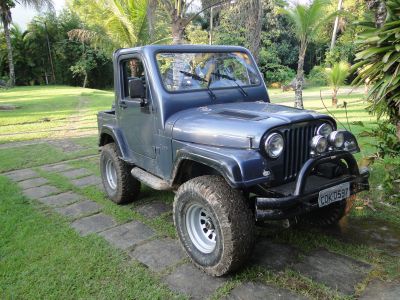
211 72 248 97
179 70 216 100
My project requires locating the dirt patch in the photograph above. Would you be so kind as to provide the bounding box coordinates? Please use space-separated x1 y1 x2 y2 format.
0 104 21 110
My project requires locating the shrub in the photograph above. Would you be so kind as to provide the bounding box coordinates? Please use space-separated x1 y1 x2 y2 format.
263 64 295 85
307 65 327 86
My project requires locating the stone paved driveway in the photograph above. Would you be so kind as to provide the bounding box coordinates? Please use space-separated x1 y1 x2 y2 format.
3 161 400 300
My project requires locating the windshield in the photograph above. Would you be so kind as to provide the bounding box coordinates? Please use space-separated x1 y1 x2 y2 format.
156 52 261 92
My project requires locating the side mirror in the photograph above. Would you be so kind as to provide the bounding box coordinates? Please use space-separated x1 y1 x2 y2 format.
128 78 146 100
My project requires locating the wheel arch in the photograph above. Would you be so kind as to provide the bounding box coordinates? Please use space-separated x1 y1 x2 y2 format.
171 147 244 188
99 126 129 158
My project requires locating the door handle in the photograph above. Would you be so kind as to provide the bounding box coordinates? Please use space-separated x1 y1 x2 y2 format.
119 101 128 109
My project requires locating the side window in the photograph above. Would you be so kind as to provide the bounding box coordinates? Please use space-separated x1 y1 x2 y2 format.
121 57 146 99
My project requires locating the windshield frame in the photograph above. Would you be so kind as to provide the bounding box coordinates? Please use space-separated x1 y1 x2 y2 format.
153 50 262 94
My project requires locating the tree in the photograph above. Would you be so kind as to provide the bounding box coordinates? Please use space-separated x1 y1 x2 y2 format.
325 61 349 107
281 0 330 109
70 0 152 49
352 0 400 141
0 0 53 86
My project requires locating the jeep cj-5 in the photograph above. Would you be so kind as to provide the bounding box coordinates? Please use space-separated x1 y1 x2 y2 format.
97 45 369 276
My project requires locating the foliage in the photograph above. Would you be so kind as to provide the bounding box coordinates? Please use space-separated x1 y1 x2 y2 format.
307 65 327 86
352 0 400 134
186 24 208 44
360 121 400 159
359 120 400 199
263 63 295 85
325 61 350 106
0 11 113 88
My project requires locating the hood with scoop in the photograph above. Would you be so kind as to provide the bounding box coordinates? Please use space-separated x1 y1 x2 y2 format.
165 101 334 149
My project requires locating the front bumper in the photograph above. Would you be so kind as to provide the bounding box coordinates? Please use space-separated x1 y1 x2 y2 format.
254 151 369 220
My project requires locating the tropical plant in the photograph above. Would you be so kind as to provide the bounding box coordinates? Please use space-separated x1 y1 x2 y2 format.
325 61 349 107
280 0 331 109
70 0 154 50
352 0 400 141
0 0 53 86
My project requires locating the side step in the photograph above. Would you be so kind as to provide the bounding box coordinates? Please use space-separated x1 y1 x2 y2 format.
131 167 172 191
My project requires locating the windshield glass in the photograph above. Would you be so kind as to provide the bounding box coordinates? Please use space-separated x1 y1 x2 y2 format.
155 52 261 92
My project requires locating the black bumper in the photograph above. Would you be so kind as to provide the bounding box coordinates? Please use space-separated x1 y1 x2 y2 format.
254 151 369 220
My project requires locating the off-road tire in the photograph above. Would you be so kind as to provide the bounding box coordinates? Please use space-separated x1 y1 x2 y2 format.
100 143 140 204
173 175 255 277
302 200 346 226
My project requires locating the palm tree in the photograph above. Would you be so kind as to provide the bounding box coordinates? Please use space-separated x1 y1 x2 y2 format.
325 61 349 107
0 0 53 86
281 0 330 109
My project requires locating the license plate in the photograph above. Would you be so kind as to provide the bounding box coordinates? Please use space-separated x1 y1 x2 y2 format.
318 182 350 208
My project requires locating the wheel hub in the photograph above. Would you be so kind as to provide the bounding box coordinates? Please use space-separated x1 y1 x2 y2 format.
105 159 117 190
186 204 217 254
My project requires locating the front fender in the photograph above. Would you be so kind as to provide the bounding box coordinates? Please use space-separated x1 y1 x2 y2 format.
171 141 272 188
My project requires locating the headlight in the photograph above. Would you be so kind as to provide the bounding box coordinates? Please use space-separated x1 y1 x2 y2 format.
265 133 284 158
328 131 344 148
316 123 333 137
310 135 327 154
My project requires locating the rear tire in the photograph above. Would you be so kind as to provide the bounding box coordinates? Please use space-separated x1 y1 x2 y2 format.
100 143 140 204
302 200 346 226
173 175 255 276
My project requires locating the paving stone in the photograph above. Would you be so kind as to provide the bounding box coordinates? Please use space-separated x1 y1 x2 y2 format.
225 282 307 300
55 200 102 219
136 201 172 219
319 216 400 257
40 163 75 173
18 177 49 190
71 213 117 236
163 264 227 299
250 238 300 271
129 238 185 272
59 168 92 179
360 280 400 300
37 192 83 207
293 248 372 295
99 221 155 250
71 175 102 188
6 169 39 182
47 139 87 153
23 185 60 199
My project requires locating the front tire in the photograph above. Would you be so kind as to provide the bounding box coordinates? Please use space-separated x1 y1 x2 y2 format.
100 143 140 204
173 175 255 276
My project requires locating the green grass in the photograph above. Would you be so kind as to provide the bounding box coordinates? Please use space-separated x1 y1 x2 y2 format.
0 176 180 299
0 140 97 173
0 86 113 143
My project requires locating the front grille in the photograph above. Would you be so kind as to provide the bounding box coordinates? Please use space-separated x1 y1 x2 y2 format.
282 123 319 181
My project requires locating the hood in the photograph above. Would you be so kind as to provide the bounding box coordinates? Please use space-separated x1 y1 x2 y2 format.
165 101 333 149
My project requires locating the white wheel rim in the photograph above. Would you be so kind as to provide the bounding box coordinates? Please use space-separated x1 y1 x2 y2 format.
105 159 117 190
186 204 217 254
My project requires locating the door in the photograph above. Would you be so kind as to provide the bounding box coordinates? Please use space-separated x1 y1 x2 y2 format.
117 55 156 159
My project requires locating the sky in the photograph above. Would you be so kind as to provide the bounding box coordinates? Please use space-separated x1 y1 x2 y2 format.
12 0 66 30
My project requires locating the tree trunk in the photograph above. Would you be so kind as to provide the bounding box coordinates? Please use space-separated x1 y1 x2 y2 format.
83 71 88 88
1 16 15 87
246 0 263 63
294 46 306 109
332 88 338 107
366 0 387 28
171 18 185 45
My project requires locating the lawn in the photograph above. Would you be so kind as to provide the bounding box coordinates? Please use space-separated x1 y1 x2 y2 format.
0 85 399 299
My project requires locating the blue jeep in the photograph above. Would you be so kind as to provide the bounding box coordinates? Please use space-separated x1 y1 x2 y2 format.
97 45 369 276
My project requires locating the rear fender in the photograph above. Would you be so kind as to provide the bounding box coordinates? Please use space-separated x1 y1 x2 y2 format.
99 126 129 159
